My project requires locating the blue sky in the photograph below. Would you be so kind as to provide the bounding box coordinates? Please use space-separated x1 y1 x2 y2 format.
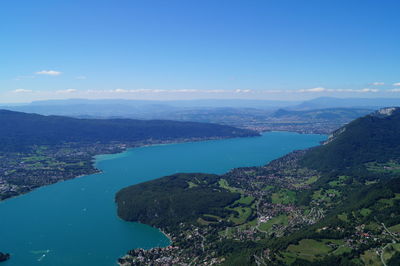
1 0 400 102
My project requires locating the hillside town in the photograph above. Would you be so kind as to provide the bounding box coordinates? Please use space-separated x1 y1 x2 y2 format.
118 149 400 265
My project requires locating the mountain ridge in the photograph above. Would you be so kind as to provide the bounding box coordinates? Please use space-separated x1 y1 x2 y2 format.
301 107 400 174
0 109 258 152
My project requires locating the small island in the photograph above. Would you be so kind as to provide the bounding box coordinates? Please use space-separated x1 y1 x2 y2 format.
0 252 10 263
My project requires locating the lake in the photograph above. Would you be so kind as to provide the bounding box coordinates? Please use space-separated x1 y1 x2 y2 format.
0 132 325 265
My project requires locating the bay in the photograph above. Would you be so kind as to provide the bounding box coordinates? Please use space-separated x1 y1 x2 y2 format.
0 132 325 265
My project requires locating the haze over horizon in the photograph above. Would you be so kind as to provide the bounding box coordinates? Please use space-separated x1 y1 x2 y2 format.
2 0 400 103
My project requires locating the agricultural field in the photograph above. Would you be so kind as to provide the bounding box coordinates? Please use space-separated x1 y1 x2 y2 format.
366 161 400 174
282 239 347 263
271 189 296 204
259 214 288 232
361 249 381 266
389 224 400 233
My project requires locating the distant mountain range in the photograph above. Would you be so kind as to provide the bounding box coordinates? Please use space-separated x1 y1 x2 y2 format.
270 107 372 121
293 97 400 110
1 98 398 130
0 99 298 117
2 97 400 117
2 97 398 135
27 98 299 108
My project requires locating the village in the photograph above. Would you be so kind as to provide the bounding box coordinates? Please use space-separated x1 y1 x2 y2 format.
118 149 400 265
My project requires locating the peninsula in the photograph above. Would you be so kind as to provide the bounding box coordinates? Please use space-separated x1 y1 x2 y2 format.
116 108 400 265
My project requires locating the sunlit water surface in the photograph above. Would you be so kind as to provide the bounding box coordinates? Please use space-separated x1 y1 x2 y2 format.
0 132 326 265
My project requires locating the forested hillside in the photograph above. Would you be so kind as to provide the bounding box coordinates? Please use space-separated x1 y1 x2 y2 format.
302 107 400 174
116 173 240 229
0 110 257 152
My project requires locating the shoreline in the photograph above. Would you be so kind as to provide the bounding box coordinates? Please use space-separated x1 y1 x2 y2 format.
1 131 326 265
114 135 328 265
0 168 102 203
0 135 259 203
159 228 173 244
0 130 326 204
115 132 328 263
0 129 325 204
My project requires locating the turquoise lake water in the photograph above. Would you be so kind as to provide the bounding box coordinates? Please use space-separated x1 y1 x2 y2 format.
0 132 325 265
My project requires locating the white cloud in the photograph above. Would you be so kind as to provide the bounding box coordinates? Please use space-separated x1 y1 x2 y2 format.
371 82 385 86
36 70 62 76
390 88 400 92
204 89 226 93
89 88 381 95
296 87 379 93
171 89 199 93
393 82 400 86
13 89 33 93
128 89 150 93
308 87 326 92
56 89 77 94
114 88 129 93
298 87 326 93
107 89 229 94
261 89 285 94
335 88 378 93
235 89 252 93
358 88 378 93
